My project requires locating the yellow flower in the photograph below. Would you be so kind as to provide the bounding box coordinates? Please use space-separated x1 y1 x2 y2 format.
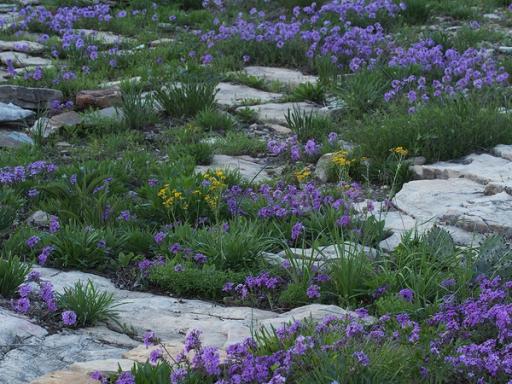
294 168 311 183
331 151 351 167
391 146 408 157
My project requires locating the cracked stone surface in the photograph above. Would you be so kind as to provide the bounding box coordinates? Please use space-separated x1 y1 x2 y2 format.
237 102 325 125
0 51 51 67
19 268 356 384
215 82 282 107
0 40 45 54
243 66 318 87
195 154 279 183
0 85 63 110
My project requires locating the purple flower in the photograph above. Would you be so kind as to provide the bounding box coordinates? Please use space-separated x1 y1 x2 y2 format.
14 297 30 313
38 245 54 265
143 330 157 347
193 253 207 265
184 329 202 353
353 351 370 367
327 132 338 145
18 284 32 298
398 288 414 302
26 235 40 248
115 372 135 384
336 214 351 227
304 139 319 156
49 215 60 233
306 284 321 299
174 264 184 272
149 348 163 365
153 231 166 244
170 368 187 384
62 310 77 326
291 221 304 241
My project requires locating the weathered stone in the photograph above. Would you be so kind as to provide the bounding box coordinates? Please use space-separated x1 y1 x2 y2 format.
0 101 35 122
276 242 379 261
76 89 121 109
266 123 292 135
73 29 133 45
215 82 282 107
314 152 333 182
26 210 50 226
0 307 47 357
30 111 82 138
243 66 318 87
149 37 175 47
395 179 512 238
98 76 141 89
258 304 373 331
30 370 96 384
68 359 135 375
0 4 16 13
493 144 512 161
237 102 325 125
0 40 45 53
0 330 131 384
0 130 33 148
411 154 512 188
195 154 276 183
0 85 62 110
0 51 51 67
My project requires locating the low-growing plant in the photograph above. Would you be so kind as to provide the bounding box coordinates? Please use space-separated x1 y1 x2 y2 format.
0 254 30 298
285 107 334 143
120 81 159 131
289 82 326 104
57 279 121 327
195 108 235 132
155 81 218 118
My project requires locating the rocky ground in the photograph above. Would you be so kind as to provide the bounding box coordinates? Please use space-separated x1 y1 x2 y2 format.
1 0 512 383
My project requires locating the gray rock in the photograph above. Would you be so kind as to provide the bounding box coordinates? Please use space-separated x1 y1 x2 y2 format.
0 51 51 67
243 66 318 88
0 102 35 122
73 29 133 45
493 144 512 161
0 40 45 54
0 330 132 384
215 82 282 107
26 210 50 226
31 111 83 137
0 307 47 358
195 154 276 183
0 130 33 148
395 179 512 238
314 152 333 182
237 102 325 125
0 85 63 110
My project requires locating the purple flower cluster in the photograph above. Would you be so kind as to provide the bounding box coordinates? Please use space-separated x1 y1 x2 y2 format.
223 272 281 301
0 161 57 186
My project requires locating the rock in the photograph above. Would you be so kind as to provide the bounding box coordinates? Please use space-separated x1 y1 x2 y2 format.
75 89 121 109
0 308 48 357
195 154 276 183
0 330 131 384
123 342 185 363
0 85 63 110
498 46 512 54
32 267 276 350
95 106 124 121
215 82 282 107
243 66 318 88
0 40 45 54
68 359 134 375
30 370 96 384
483 13 502 20
157 22 174 31
411 153 512 187
237 102 325 125
98 76 141 89
73 29 133 45
0 4 16 13
258 304 373 331
395 179 512 238
266 123 292 135
493 144 512 161
265 242 379 267
0 130 33 148
149 38 174 47
26 210 50 226
0 51 51 67
0 101 35 122
314 152 333 182
47 111 82 134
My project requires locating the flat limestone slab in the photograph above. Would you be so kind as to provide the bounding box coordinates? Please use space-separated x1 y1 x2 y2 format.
0 51 51 67
195 154 276 183
237 102 325 125
215 82 282 107
243 66 318 87
0 40 45 53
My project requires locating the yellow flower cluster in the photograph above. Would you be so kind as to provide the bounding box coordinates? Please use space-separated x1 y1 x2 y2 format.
391 146 408 157
331 150 351 167
158 184 184 208
202 169 227 209
294 168 311 182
